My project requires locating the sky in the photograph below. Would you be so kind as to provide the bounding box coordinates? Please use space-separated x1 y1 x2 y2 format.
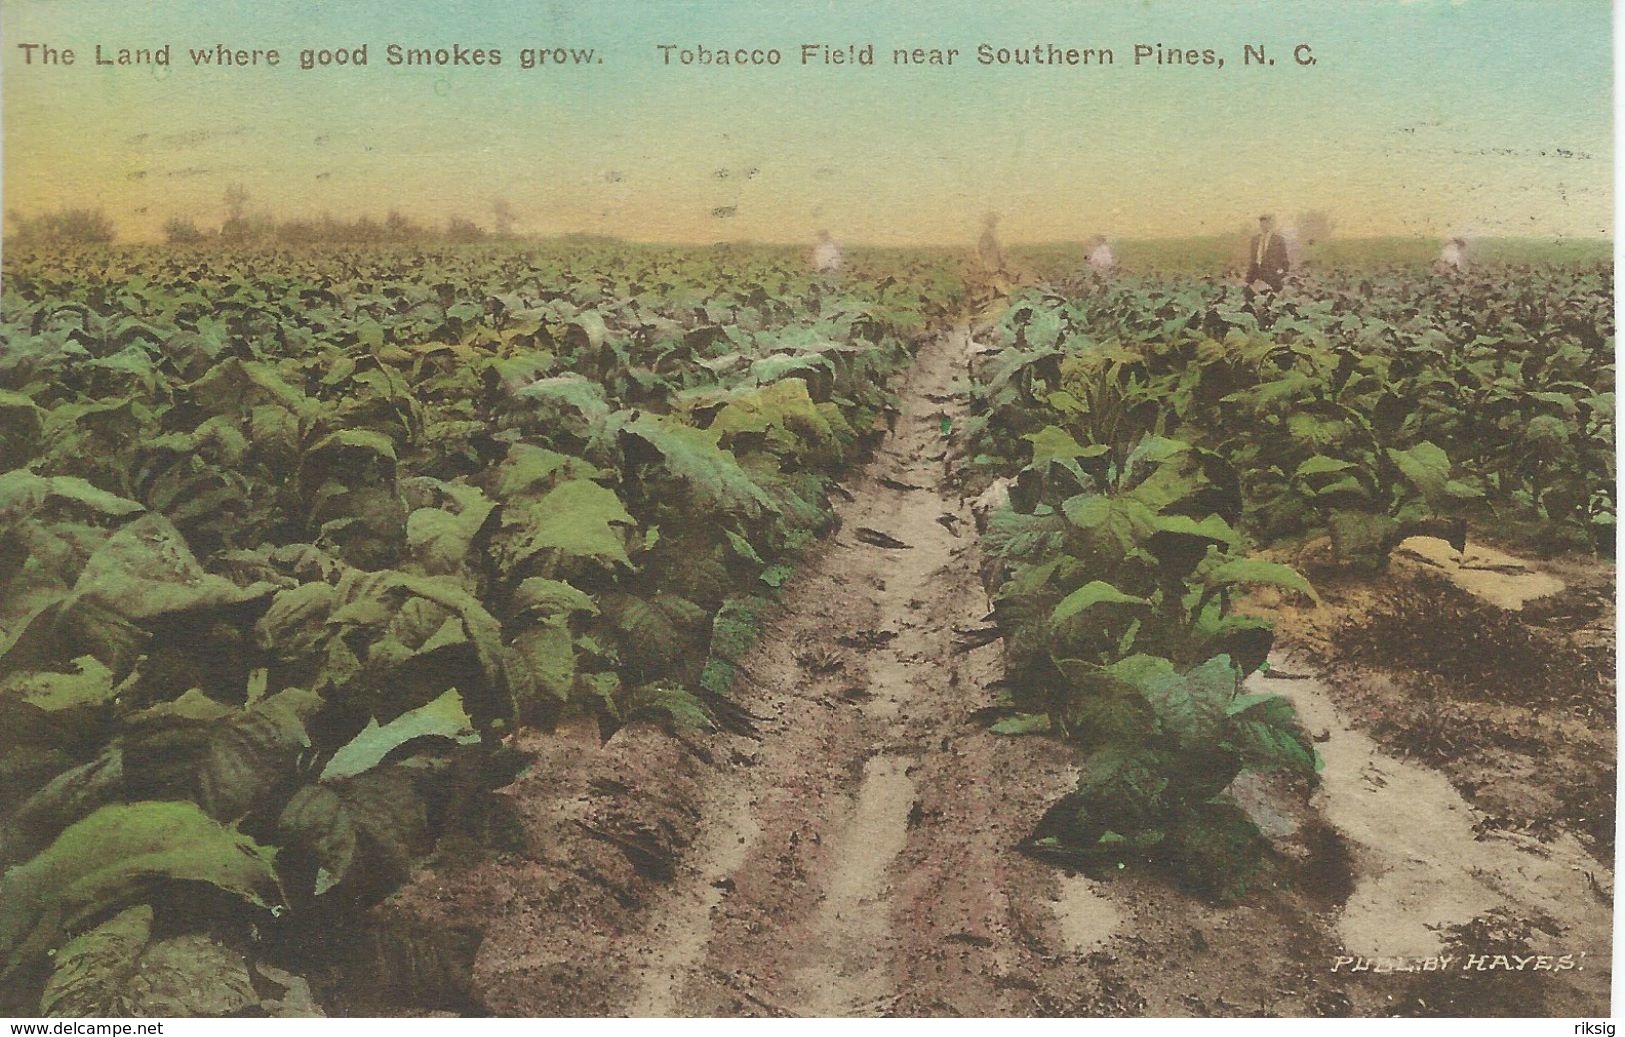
0 0 1613 244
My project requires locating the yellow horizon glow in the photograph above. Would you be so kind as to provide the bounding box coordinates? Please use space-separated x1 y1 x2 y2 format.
3 0 1612 245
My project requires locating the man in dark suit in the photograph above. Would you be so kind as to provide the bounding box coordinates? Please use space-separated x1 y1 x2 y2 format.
1246 214 1290 290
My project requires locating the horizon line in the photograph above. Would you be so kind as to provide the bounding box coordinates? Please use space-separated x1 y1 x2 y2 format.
4 231 1615 250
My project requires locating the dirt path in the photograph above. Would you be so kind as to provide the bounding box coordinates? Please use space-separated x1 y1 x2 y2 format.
619 326 1092 1016
369 326 1612 1019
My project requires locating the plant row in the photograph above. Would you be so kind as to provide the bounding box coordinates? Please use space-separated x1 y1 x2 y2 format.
957 263 1613 898
0 243 963 1013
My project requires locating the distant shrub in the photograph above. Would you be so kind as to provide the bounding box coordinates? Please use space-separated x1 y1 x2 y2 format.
6 207 116 245
446 216 487 243
162 216 208 244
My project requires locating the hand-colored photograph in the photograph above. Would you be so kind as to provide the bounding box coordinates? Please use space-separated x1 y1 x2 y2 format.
0 0 1614 1021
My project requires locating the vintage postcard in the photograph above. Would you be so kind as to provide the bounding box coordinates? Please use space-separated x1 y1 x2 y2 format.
0 0 1614 1025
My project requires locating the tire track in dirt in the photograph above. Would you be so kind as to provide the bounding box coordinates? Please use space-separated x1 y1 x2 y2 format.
620 326 1127 1016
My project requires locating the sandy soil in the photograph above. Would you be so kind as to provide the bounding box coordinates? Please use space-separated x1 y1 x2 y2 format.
351 328 1614 1018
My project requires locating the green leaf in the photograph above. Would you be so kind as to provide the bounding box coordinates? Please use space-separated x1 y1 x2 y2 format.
1147 514 1238 572
565 311 609 350
71 513 274 621
405 490 495 577
724 529 764 565
38 905 153 1016
616 415 778 518
1051 581 1151 625
1061 494 1156 555
1105 653 1179 691
320 689 478 781
709 379 834 455
0 802 281 978
1203 559 1318 602
706 595 765 668
493 443 602 500
1387 441 1452 504
1026 425 1105 466
1136 665 1213 746
512 578 597 617
513 374 612 425
1017 305 1063 349
1150 513 1237 545
1444 479 1485 501
1327 509 1400 568
0 390 43 464
1122 435 1189 476
188 359 311 417
991 712 1052 736
1196 614 1276 676
1182 654 1242 717
307 427 397 465
1294 455 1355 479
277 786 357 896
1074 745 1173 830
746 353 834 388
699 595 769 698
625 682 714 730
606 593 709 678
1164 800 1266 903
40 905 258 1017
0 656 114 712
515 479 636 569
0 472 143 519
191 689 320 820
278 768 430 899
1225 694 1320 773
1285 414 1349 450
1315 476 1370 501
3 749 125 864
760 564 795 589
513 622 576 704
0 598 148 684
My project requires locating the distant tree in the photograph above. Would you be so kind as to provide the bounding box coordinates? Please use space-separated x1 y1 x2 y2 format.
163 216 207 244
352 214 384 243
446 215 486 243
224 183 250 222
143 200 518 248
384 209 423 241
490 198 517 237
274 218 319 245
221 183 255 241
1297 210 1335 245
55 208 115 243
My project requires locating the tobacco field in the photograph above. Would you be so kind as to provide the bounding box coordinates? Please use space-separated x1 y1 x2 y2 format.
0 243 1614 1017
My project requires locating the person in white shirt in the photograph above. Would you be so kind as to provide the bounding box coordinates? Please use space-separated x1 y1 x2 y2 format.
1085 234 1116 276
977 213 1009 277
1437 237 1468 274
812 229 843 274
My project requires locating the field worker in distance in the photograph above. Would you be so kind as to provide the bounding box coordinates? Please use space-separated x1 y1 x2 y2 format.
813 229 844 274
977 212 1010 277
1437 236 1469 274
1085 234 1116 277
1246 213 1291 291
